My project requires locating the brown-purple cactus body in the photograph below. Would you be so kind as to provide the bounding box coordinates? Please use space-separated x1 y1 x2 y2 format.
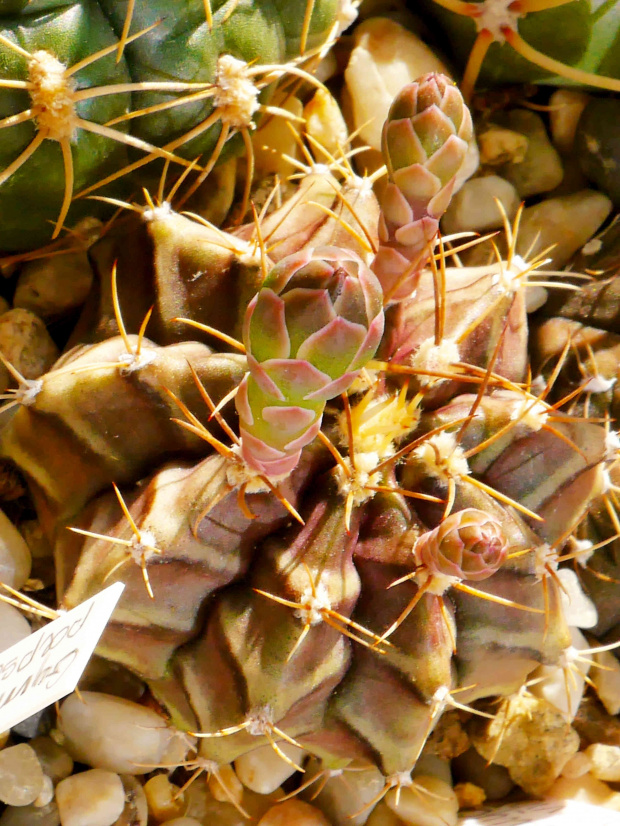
0 65 613 816
0 337 247 531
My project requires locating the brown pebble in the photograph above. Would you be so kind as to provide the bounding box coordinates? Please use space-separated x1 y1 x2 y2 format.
470 692 579 796
257 799 332 826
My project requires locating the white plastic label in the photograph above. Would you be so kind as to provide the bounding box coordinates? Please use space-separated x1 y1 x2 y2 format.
0 582 124 732
459 800 620 825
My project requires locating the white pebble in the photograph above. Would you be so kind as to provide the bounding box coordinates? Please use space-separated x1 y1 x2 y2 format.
0 743 45 806
257 799 331 826
550 89 591 154
412 755 452 787
365 802 401 826
585 744 620 782
345 18 449 151
531 627 590 720
0 602 31 653
30 737 73 784
0 508 32 589
0 309 58 394
159 820 203 826
385 776 459 826
546 773 620 810
516 189 613 268
591 647 620 716
441 176 520 236
34 776 54 808
208 763 244 808
556 568 598 629
235 742 306 794
0 800 60 825
561 751 593 779
495 110 564 197
56 769 125 826
478 126 528 166
159 731 194 768
304 88 349 158
58 692 174 775
252 95 304 178
14 247 95 321
305 758 384 826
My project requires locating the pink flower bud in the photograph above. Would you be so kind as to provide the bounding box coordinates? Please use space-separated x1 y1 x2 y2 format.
415 509 508 581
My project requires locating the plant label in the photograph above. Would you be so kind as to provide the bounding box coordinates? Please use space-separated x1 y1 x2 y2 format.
0 582 124 732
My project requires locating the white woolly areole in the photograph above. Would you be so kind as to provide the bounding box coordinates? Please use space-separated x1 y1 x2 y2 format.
309 162 332 175
509 396 549 432
334 452 381 507
492 253 550 295
245 706 274 736
414 431 470 482
605 429 620 462
129 529 159 565
558 646 581 670
602 467 614 495
410 337 460 387
17 378 44 407
582 374 617 393
192 757 219 773
572 538 594 569
386 771 413 789
294 580 331 626
117 349 158 375
473 0 524 42
415 565 460 596
225 446 284 492
213 54 260 129
346 174 374 196
143 201 173 223
236 243 263 268
432 685 451 709
28 50 78 141
534 543 558 580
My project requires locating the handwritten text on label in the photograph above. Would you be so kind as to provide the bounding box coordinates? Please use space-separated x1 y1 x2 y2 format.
0 582 124 732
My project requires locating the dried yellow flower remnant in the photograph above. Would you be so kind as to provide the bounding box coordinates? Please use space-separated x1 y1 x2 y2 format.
454 782 486 810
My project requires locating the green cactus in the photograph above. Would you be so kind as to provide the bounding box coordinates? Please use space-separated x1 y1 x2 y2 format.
418 0 620 100
0 0 339 250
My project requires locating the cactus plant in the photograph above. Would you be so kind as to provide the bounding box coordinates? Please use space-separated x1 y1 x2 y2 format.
0 60 616 821
419 0 620 99
0 0 619 809
0 0 340 250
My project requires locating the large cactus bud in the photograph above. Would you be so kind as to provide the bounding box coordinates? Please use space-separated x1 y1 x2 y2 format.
236 247 384 479
373 73 474 302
